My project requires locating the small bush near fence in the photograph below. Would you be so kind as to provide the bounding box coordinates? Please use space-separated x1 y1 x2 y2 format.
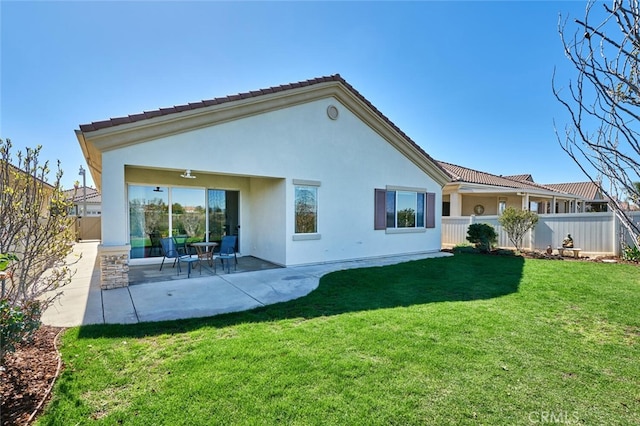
622 245 640 262
466 223 498 253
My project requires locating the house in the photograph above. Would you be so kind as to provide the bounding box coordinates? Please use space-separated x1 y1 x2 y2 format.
75 75 450 289
63 185 102 241
543 182 608 212
439 161 607 216
63 186 102 217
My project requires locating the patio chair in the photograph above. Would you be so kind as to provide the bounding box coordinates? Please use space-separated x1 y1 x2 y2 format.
216 235 238 273
172 235 192 255
159 237 200 278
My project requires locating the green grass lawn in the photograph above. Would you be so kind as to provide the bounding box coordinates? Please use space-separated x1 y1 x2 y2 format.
38 254 639 425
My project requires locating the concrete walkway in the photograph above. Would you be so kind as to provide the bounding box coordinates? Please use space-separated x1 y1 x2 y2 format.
41 241 450 327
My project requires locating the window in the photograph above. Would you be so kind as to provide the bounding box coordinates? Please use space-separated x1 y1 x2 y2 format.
294 180 320 235
498 198 507 215
442 202 450 217
375 187 435 231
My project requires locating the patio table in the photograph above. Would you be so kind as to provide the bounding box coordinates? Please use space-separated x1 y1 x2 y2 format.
191 242 218 269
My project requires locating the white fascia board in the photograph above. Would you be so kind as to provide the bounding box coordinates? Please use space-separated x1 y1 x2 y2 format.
77 80 449 189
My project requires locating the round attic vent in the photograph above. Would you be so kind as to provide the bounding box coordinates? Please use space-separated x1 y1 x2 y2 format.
327 105 339 120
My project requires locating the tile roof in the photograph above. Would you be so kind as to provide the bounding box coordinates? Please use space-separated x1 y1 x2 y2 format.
78 74 447 177
63 186 101 203
439 161 607 201
543 182 604 200
79 75 341 132
438 161 556 192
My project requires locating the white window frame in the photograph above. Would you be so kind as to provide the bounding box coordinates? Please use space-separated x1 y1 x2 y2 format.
384 185 427 234
292 179 321 241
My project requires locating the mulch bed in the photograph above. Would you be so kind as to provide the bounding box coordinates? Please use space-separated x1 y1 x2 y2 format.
443 248 638 265
0 325 63 426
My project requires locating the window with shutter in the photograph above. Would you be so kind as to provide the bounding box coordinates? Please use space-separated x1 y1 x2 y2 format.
375 188 436 230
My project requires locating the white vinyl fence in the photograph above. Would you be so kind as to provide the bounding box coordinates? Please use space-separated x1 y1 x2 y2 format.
442 211 640 257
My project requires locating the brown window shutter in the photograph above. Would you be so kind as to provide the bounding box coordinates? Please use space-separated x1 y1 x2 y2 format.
426 192 436 228
374 189 386 230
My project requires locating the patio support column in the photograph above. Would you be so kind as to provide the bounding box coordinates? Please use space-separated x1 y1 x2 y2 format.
101 154 129 245
450 192 462 216
98 245 130 289
98 153 130 289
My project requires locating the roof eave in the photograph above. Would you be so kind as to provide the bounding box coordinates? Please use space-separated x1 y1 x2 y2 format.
445 182 588 199
75 129 102 192
77 78 449 188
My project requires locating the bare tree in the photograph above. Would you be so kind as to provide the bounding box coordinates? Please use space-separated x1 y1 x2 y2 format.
1 138 78 360
553 0 640 247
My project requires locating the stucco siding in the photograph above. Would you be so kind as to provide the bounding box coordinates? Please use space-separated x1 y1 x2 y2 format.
247 177 286 265
101 151 128 246
100 97 442 265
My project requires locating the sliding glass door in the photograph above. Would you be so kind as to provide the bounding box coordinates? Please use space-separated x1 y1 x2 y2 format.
171 188 206 240
128 186 169 258
207 189 239 248
129 185 239 258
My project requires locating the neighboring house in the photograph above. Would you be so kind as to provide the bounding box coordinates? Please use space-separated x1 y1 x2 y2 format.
543 182 609 212
439 161 608 216
63 186 102 217
0 160 58 218
63 186 102 240
75 74 450 289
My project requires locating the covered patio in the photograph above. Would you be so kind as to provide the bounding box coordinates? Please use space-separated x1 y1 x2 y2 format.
76 75 450 290
128 255 282 285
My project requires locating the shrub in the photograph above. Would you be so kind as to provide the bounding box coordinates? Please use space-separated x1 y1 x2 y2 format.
466 223 498 253
622 244 640 262
0 253 18 272
498 207 539 252
0 298 41 362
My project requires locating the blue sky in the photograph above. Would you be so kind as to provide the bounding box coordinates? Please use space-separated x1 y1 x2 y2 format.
1 1 599 190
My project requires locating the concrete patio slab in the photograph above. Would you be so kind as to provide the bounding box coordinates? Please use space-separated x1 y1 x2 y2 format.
42 285 104 327
102 287 138 324
128 276 265 323
41 241 451 327
220 269 320 305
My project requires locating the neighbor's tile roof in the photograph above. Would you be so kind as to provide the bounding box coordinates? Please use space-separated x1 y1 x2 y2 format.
63 186 101 203
439 161 607 200
544 182 604 200
438 161 556 192
78 74 447 177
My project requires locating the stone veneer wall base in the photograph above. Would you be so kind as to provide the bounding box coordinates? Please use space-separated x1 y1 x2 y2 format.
98 245 130 289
